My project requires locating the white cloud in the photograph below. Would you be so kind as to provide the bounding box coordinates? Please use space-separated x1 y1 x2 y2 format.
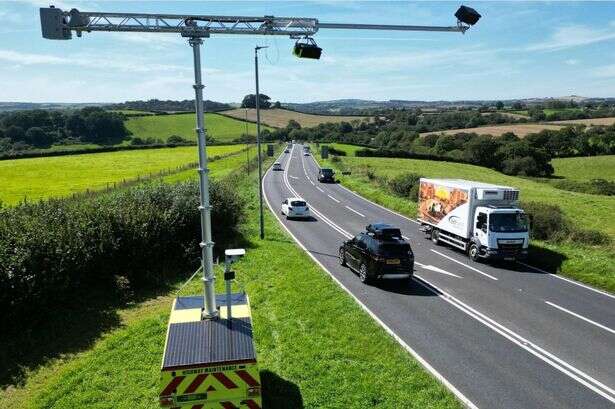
526 25 615 52
565 59 578 66
0 49 189 73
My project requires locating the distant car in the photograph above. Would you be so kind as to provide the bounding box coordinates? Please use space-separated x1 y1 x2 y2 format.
303 151 310 156
273 162 282 171
339 223 414 284
284 149 290 153
281 198 310 219
318 168 335 183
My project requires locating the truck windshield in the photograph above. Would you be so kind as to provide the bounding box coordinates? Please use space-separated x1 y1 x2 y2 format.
489 213 528 233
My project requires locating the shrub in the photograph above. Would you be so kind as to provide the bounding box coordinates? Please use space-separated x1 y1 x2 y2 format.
387 172 422 199
553 178 615 196
521 201 610 245
328 146 347 156
0 180 244 330
330 155 340 163
521 201 567 241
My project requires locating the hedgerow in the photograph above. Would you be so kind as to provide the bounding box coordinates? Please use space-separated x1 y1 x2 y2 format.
0 180 244 329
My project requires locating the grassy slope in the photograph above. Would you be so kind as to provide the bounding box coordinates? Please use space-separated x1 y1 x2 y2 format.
1 157 460 409
125 113 272 143
551 155 615 181
0 145 244 205
320 144 614 293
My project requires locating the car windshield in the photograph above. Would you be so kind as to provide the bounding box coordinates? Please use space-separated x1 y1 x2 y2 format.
321 169 333 175
489 213 528 233
290 201 307 207
377 242 410 257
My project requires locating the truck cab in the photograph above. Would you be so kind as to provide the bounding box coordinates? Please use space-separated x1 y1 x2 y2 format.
470 206 529 261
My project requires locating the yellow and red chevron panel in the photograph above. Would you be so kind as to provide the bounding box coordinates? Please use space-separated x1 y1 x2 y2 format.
160 362 261 408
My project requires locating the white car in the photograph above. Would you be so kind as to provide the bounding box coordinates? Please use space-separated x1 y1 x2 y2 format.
281 198 311 219
272 162 282 171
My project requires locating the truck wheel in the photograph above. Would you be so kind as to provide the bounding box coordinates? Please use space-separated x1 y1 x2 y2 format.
431 229 440 245
339 248 347 266
469 244 480 262
359 263 370 284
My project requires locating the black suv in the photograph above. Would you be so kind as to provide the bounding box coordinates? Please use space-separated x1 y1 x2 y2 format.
339 223 414 284
318 168 335 183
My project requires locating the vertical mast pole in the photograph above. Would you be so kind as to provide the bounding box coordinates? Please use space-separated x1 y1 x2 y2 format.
190 37 217 319
255 47 265 239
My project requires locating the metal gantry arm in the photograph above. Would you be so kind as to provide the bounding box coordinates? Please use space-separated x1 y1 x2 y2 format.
41 7 471 40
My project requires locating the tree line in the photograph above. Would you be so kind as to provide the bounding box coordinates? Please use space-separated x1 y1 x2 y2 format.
108 98 231 113
0 107 129 152
264 110 615 177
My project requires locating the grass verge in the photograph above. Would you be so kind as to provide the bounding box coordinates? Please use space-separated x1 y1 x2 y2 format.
1 153 460 408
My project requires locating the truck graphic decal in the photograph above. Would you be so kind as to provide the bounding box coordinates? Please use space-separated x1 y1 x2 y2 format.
418 181 468 225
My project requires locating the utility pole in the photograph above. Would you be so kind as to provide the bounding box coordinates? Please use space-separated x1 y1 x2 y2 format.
255 45 268 240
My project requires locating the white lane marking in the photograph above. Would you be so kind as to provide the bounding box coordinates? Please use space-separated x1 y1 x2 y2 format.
345 205 365 218
328 194 340 203
262 156 479 409
415 262 462 278
316 186 324 193
545 301 615 335
431 249 498 281
413 276 615 404
289 175 299 180
518 261 615 301
310 180 315 186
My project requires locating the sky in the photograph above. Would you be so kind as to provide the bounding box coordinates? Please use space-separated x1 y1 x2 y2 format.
1 1 615 103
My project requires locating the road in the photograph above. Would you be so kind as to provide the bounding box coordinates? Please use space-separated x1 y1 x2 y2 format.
262 144 615 409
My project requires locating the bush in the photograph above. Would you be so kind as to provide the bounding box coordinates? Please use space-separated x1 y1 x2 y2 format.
522 201 567 241
328 146 347 156
0 180 244 330
521 201 610 245
553 178 615 196
387 172 422 199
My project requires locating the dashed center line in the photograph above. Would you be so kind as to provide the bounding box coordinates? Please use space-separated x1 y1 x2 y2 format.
328 194 340 203
289 175 299 179
316 186 324 193
545 301 615 335
345 205 365 217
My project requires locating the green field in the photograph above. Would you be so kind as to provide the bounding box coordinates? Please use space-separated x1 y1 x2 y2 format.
125 113 272 144
1 155 460 409
0 145 245 205
551 155 615 181
319 144 614 292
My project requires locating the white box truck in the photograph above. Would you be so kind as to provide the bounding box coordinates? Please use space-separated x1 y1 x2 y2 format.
418 179 529 262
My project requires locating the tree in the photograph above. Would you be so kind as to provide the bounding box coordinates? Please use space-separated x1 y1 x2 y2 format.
273 101 281 109
83 111 128 144
241 94 271 109
286 119 301 130
64 113 88 138
5 125 25 142
495 101 504 110
24 127 53 148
